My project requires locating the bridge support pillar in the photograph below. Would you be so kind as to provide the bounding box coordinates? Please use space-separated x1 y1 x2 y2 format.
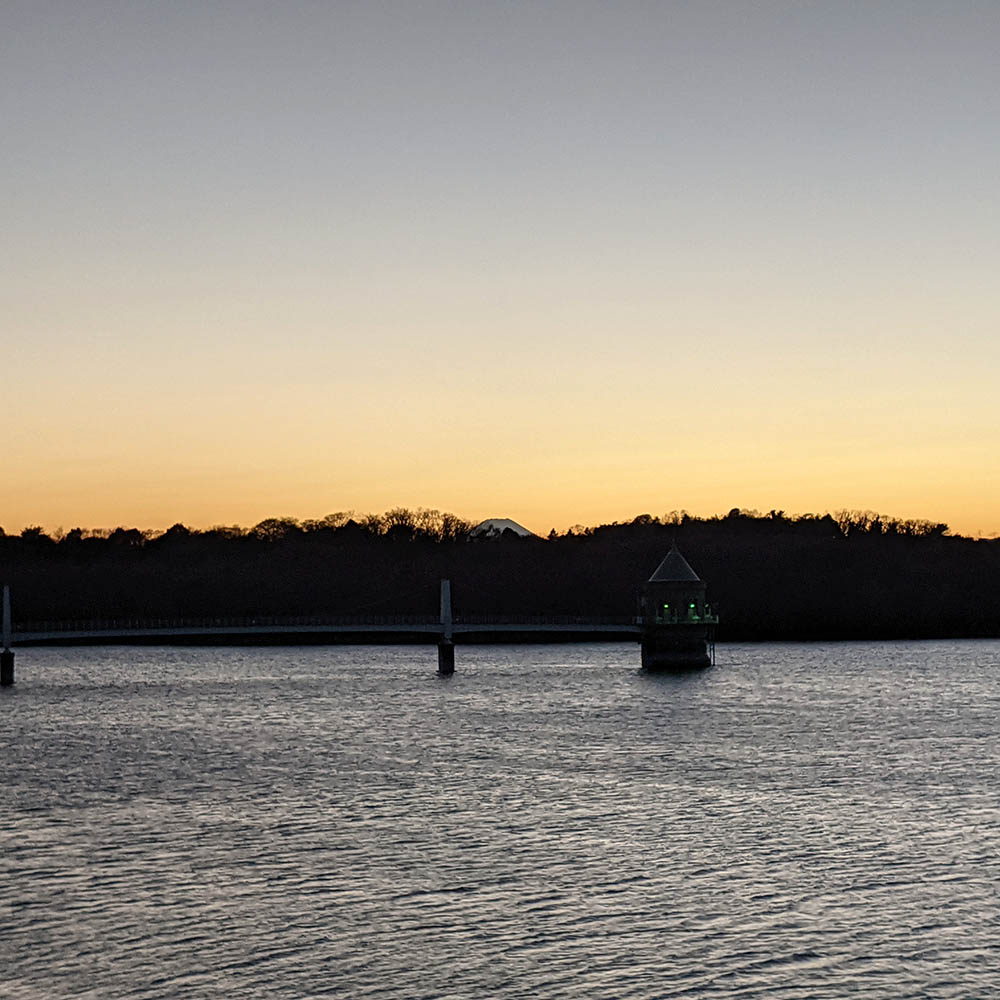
437 638 454 675
438 578 455 674
1 585 12 687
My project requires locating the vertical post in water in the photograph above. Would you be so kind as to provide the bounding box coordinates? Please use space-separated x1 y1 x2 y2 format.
438 578 454 675
1 584 14 687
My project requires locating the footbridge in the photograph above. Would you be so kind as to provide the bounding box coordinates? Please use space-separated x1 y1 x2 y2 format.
2 578 640 682
3 545 719 683
12 614 640 645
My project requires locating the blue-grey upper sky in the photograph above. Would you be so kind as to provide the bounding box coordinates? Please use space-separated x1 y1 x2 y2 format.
4 1 999 534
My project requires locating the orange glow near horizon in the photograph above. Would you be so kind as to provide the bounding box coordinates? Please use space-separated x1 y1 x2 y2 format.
4 4 999 541
5 447 998 540
5 300 998 538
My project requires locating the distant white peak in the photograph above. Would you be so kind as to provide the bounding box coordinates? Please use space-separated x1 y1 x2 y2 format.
470 518 536 538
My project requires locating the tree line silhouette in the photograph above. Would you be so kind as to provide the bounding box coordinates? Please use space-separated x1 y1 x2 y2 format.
2 507 998 639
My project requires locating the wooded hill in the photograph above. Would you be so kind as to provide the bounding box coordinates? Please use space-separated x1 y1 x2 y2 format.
3 508 998 639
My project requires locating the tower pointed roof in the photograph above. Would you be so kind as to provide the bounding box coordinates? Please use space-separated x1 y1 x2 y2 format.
648 544 702 583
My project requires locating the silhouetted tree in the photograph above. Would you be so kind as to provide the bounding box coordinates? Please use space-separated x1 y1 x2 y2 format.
3 507 996 639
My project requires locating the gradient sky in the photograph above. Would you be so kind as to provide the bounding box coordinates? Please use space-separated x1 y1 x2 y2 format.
4 1 999 536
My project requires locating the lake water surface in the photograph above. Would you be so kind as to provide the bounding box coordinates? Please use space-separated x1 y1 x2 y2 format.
3 641 999 998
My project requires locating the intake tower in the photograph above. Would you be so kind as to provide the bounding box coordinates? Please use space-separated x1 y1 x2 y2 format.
639 545 717 670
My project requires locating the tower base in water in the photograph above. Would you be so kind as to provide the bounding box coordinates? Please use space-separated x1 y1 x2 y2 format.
640 631 712 671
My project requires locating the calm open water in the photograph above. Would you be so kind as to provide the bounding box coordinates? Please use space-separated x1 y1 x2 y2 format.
2 641 999 999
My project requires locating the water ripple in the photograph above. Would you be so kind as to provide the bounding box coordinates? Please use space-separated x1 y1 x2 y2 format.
3 640 1000 998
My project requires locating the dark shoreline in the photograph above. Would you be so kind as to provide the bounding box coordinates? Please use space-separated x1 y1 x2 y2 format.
4 509 999 641
13 631 1000 648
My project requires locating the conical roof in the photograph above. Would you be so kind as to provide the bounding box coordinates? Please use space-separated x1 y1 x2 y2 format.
648 544 702 582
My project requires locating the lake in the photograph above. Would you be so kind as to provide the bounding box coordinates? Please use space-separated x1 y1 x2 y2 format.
3 641 999 998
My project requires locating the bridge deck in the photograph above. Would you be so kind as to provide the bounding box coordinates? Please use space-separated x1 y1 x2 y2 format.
13 618 641 645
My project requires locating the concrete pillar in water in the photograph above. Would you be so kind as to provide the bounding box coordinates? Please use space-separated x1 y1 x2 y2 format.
438 578 455 675
1 585 13 687
437 639 455 675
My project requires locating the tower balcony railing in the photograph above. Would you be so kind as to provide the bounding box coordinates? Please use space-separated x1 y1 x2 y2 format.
635 612 720 626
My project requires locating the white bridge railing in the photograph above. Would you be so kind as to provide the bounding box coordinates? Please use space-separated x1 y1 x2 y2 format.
14 614 638 636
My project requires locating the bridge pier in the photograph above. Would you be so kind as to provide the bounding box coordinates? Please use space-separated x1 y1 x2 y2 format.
437 639 455 675
438 578 455 675
2 585 13 687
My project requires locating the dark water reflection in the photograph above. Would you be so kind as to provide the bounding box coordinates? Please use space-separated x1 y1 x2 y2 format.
3 641 999 998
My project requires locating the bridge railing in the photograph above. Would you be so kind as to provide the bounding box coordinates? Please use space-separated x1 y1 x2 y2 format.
453 615 635 626
15 614 440 633
15 613 637 634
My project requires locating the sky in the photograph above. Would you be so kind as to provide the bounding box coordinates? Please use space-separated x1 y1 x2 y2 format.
3 1 999 537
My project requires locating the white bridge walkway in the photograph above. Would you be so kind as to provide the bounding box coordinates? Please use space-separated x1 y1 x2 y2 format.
13 615 641 645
